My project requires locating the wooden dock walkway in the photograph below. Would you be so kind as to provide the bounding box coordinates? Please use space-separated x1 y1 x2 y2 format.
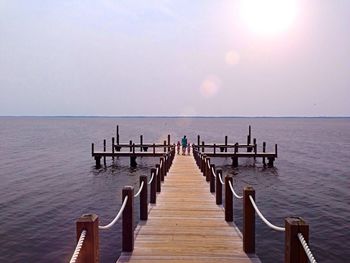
118 154 261 263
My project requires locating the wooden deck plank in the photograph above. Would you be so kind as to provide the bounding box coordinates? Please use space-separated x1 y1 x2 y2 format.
117 155 260 263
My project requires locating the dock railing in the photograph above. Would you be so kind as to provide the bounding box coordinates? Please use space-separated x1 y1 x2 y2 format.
193 149 317 263
69 149 175 263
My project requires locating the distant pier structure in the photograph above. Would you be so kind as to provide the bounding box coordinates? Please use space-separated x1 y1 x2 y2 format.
91 125 278 168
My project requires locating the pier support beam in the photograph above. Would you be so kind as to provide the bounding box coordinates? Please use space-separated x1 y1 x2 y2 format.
267 157 275 168
225 175 233 222
232 157 238 167
95 156 101 169
130 156 137 167
243 186 255 254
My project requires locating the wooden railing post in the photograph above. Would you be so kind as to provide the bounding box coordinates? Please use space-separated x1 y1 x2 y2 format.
112 137 115 160
201 141 205 152
129 140 132 152
285 217 309 263
140 175 148 220
225 175 233 222
225 136 228 152
210 164 215 193
155 165 161 193
153 143 155 155
122 186 134 252
216 169 223 205
206 158 210 182
91 143 94 156
163 140 166 152
150 168 157 203
76 214 99 263
160 157 165 181
168 134 171 151
243 186 255 254
263 142 266 166
103 139 106 166
140 135 143 152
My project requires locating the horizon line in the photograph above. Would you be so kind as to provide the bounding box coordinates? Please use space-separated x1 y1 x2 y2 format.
0 115 349 118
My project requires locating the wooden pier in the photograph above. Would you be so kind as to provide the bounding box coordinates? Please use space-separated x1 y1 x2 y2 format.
118 154 260 263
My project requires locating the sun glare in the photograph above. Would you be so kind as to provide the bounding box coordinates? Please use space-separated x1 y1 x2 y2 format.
240 0 298 35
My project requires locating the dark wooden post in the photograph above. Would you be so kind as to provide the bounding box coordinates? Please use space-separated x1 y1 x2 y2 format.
155 165 161 192
225 136 228 152
197 135 200 148
132 143 135 154
275 144 278 157
225 175 233 222
129 140 132 152
263 142 266 166
214 143 216 154
150 168 157 203
201 141 205 152
243 186 255 254
168 134 171 151
122 186 134 252
253 138 257 161
95 156 101 169
103 139 106 166
249 125 251 141
116 125 120 145
285 217 309 263
210 164 215 193
206 158 210 182
160 158 165 181
216 169 223 205
91 143 94 156
163 140 166 152
140 175 148 220
76 214 99 263
140 135 143 152
153 143 155 155
112 137 115 160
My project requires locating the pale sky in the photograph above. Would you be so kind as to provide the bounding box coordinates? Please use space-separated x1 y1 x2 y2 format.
0 0 349 116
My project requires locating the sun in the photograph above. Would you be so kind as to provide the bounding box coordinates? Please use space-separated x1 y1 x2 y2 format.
240 0 298 35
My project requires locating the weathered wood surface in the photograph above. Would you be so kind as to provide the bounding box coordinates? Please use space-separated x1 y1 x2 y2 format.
203 152 277 158
118 155 260 263
92 152 167 157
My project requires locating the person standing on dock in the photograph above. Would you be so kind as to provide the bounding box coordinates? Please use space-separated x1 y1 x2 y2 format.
181 135 187 155
177 141 180 155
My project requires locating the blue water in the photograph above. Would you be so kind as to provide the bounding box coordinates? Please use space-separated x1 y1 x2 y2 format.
0 117 349 262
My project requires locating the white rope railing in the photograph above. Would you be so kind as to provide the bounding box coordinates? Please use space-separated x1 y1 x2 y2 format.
99 196 129 230
207 162 211 169
249 196 285 232
134 181 144 197
298 233 317 263
228 181 243 199
218 172 224 185
211 167 216 178
69 229 87 263
148 169 156 185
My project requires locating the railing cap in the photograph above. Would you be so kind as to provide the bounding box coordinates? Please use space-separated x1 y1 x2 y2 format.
78 214 98 222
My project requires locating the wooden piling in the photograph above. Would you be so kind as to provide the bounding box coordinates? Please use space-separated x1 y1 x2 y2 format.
122 186 134 252
153 143 155 155
140 135 143 152
163 141 166 152
140 175 148 220
76 214 99 263
112 137 115 160
201 141 205 152
206 158 210 182
103 139 106 166
167 134 171 151
129 140 132 152
253 138 257 161
285 217 309 263
213 143 216 154
216 169 222 205
150 168 157 203
263 142 266 166
225 136 228 152
197 135 200 148
225 175 233 222
95 156 101 169
155 164 161 193
210 164 215 193
116 125 120 145
91 143 94 156
243 186 255 254
160 158 165 181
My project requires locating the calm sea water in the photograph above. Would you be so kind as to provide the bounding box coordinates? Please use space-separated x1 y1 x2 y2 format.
0 117 349 263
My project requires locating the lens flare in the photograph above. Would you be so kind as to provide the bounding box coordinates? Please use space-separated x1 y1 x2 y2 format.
200 76 221 98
